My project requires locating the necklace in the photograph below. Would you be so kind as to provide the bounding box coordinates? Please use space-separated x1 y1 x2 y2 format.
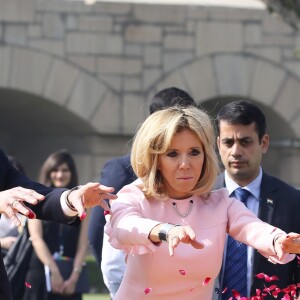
172 200 194 218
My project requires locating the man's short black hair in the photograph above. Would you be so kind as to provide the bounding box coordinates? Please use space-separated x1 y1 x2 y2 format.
149 87 196 114
217 100 266 142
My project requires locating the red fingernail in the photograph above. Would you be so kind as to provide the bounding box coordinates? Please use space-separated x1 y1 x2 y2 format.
104 210 110 216
80 212 87 221
28 210 36 219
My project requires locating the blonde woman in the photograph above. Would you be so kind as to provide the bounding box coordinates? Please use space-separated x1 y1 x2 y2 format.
106 106 300 300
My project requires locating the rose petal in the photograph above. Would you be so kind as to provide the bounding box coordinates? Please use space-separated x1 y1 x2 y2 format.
179 269 186 275
203 277 211 285
144 287 152 294
25 282 31 288
255 273 265 279
232 289 241 299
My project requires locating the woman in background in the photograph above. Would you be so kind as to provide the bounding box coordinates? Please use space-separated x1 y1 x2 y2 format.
23 149 89 300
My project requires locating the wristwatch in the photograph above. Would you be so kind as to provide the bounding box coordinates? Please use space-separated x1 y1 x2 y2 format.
158 223 180 242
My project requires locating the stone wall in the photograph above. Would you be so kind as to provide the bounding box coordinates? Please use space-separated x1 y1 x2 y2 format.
0 0 300 185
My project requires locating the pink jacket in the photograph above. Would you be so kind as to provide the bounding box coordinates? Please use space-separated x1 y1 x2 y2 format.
106 183 294 300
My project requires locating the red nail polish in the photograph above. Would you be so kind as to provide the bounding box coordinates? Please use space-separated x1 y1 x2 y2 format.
80 212 87 221
28 210 36 219
104 210 110 216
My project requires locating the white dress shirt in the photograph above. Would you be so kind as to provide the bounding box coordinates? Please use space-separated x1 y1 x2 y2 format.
224 167 262 297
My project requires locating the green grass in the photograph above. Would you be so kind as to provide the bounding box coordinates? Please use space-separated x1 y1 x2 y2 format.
82 252 110 300
83 293 110 300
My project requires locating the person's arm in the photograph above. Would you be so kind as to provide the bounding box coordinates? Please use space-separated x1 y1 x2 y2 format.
226 196 298 263
149 223 204 256
61 209 91 295
107 184 203 256
0 149 117 225
28 219 64 294
0 236 17 250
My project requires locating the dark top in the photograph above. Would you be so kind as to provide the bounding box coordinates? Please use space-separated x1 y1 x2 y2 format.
88 153 136 266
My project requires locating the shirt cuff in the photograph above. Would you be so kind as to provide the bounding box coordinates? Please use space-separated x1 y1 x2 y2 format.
60 191 78 217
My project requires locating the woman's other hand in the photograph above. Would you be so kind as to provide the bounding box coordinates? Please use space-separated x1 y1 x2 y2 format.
167 225 204 256
275 233 300 259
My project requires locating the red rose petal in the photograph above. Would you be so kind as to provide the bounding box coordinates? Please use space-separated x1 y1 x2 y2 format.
25 282 31 288
269 275 279 281
232 289 241 299
203 277 211 285
104 210 110 216
179 269 186 275
255 273 265 279
144 287 152 294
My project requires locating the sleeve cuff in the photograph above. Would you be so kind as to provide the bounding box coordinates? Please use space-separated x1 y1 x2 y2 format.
60 191 78 217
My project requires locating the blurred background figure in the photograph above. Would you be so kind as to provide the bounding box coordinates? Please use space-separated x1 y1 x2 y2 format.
88 87 196 299
0 156 26 257
23 149 90 300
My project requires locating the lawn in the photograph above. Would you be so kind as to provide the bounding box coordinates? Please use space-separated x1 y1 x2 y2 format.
82 253 111 300
83 293 110 300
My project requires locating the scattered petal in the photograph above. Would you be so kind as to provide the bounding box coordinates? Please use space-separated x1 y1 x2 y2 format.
25 282 31 288
80 211 87 221
255 273 265 279
179 269 186 275
203 277 211 285
232 289 241 299
103 210 110 216
144 287 152 295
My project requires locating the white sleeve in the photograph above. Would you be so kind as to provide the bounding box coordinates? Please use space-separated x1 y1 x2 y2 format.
60 191 78 217
101 231 126 298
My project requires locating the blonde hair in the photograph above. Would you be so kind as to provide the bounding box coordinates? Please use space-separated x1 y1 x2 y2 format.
131 106 219 199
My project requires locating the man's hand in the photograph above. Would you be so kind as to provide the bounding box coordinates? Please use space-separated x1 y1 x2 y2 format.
0 187 45 226
67 182 118 220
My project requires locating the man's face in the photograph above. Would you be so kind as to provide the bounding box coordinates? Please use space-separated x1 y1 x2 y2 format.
217 120 269 186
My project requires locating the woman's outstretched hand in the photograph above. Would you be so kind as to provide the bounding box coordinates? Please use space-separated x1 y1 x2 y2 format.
167 225 204 256
274 232 300 259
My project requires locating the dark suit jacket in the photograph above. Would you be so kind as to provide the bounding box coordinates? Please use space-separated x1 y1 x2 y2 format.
214 171 300 299
0 149 78 300
88 153 136 266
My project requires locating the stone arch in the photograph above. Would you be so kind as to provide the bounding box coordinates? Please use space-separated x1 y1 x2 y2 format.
147 53 300 185
148 52 300 139
0 45 122 135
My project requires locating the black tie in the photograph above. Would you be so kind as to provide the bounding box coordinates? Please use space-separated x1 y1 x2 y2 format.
222 188 251 299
